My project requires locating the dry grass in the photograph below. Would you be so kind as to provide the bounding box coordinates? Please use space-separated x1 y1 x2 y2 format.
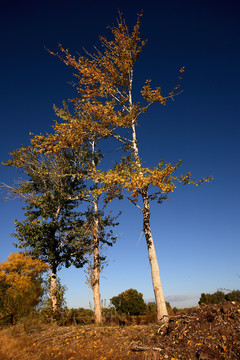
0 322 159 360
2 304 239 359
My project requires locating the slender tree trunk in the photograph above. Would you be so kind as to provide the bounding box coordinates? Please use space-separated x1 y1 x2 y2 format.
142 188 168 322
50 207 61 313
92 195 102 324
131 120 168 322
91 140 102 324
50 263 58 313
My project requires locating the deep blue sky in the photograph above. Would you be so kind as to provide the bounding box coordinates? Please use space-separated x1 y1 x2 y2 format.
1 0 240 308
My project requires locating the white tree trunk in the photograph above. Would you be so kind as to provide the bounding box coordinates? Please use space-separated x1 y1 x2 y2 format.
90 140 102 324
142 189 168 322
51 207 61 313
131 119 168 322
50 266 58 312
92 196 102 324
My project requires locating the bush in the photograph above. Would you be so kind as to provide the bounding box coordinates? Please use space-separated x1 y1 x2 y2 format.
144 311 157 323
57 308 94 326
146 300 174 315
199 291 225 305
146 302 156 313
225 290 240 302
111 289 146 316
199 289 240 305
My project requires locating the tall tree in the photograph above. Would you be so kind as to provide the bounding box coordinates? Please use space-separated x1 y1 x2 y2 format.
74 138 119 324
3 133 119 322
30 13 211 322
86 140 119 324
85 200 119 323
3 148 91 312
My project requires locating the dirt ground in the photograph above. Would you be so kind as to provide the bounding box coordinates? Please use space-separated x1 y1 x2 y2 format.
0 302 239 360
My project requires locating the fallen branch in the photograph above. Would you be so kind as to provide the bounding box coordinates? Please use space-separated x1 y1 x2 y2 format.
169 313 199 320
129 342 163 352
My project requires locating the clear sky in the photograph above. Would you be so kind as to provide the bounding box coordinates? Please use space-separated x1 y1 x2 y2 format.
1 0 240 309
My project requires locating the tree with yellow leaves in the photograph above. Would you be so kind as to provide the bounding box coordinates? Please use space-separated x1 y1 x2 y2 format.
0 252 48 324
30 12 211 322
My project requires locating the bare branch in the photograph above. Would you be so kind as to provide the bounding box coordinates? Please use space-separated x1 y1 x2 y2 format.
129 342 164 352
127 197 143 212
166 89 183 101
135 90 184 121
110 132 133 146
0 182 35 201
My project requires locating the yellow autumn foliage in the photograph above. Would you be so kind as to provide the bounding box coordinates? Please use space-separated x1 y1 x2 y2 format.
0 252 48 323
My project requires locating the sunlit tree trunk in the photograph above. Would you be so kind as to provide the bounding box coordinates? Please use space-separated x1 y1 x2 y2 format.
30 14 205 324
131 117 168 322
142 188 168 322
91 140 102 324
50 207 61 313
128 65 168 321
92 195 102 324
50 263 58 312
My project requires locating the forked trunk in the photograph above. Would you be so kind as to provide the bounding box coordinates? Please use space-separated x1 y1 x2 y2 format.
142 189 169 322
92 196 102 324
50 264 58 313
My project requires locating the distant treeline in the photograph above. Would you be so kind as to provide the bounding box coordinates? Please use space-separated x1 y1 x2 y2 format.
199 290 240 305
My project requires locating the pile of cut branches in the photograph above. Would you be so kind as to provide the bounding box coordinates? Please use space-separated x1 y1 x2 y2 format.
130 301 240 359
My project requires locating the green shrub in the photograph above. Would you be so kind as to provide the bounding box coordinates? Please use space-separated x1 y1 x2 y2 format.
57 308 94 326
199 289 240 305
111 289 146 315
225 290 240 302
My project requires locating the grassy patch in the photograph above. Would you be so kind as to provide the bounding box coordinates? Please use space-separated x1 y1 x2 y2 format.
0 322 157 360
1 303 239 359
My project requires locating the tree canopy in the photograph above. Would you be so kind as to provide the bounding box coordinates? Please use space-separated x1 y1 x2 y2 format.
111 288 146 315
6 148 91 270
199 290 240 305
20 12 211 322
3 148 93 311
0 252 48 324
2 12 211 322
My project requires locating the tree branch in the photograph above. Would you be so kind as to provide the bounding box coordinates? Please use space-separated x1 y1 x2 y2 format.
110 132 133 146
127 197 143 212
129 342 164 352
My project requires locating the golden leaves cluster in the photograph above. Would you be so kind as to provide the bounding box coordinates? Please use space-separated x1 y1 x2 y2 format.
89 158 212 202
0 252 48 293
24 13 209 204
31 102 113 154
141 80 166 105
50 14 145 103
33 14 187 157
93 160 180 201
